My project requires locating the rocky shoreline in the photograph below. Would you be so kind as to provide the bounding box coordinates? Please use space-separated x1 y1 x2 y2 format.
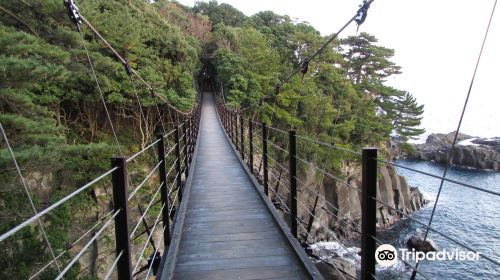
407 132 500 172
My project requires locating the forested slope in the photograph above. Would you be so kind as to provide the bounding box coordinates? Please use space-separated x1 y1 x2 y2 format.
0 0 425 278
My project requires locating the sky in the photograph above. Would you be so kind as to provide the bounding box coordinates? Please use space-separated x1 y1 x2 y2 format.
177 0 500 139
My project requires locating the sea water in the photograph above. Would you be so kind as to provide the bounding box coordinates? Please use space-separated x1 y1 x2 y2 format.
314 159 500 279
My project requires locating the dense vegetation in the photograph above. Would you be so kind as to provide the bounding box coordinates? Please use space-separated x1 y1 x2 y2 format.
0 0 424 278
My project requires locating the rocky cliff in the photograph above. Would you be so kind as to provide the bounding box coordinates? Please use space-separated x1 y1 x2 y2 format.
409 132 500 171
290 162 428 241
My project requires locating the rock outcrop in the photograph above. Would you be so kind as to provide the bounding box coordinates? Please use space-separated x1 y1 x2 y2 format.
292 162 428 241
410 132 500 171
406 234 438 253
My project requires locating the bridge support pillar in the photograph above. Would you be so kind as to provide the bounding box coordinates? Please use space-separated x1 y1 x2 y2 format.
361 148 377 280
111 157 133 280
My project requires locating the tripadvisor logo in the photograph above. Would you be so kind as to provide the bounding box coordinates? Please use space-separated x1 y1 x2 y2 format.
375 244 398 267
375 244 481 267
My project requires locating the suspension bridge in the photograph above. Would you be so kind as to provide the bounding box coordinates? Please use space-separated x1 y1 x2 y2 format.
1 0 499 279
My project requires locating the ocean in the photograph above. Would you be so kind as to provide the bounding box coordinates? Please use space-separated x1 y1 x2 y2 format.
314 159 500 279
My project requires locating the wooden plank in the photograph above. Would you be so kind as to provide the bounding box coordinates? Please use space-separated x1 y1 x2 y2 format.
185 208 267 217
176 247 292 263
173 266 304 280
185 213 271 223
179 238 288 252
175 255 300 273
181 231 279 243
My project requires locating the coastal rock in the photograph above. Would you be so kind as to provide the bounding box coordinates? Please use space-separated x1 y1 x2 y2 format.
406 235 438 252
295 163 428 241
410 132 500 171
314 257 356 279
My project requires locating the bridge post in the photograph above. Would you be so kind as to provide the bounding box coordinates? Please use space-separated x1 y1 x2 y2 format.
262 123 269 196
288 130 297 238
188 118 192 164
249 119 253 174
111 157 133 280
183 121 189 178
240 115 244 159
230 112 234 142
235 113 239 148
361 148 377 280
157 134 171 246
174 126 182 203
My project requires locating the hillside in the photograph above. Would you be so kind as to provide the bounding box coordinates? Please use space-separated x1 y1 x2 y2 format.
0 0 426 278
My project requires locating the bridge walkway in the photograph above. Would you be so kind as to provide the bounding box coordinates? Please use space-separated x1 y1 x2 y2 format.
161 92 310 280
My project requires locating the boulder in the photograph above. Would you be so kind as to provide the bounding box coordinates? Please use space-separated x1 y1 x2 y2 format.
406 234 438 252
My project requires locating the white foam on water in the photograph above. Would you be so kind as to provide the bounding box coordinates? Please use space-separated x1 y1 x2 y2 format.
310 241 360 263
458 138 480 146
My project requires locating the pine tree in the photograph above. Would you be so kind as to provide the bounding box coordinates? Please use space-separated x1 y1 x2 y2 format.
379 89 425 141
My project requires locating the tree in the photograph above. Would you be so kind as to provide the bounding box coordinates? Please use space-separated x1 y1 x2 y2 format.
341 32 401 90
380 90 425 141
193 0 246 27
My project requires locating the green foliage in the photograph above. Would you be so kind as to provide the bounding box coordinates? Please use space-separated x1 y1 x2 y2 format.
0 0 425 277
193 0 246 27
400 141 417 156
0 0 199 278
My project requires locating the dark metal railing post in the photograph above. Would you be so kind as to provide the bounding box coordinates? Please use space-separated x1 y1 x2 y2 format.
174 126 182 203
230 111 234 141
235 113 239 148
188 118 193 164
157 134 170 246
183 121 189 178
262 123 269 196
111 157 132 280
240 115 244 159
361 148 377 280
249 119 253 173
289 130 297 238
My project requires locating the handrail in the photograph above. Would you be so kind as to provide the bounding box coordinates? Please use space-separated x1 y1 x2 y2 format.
216 89 500 279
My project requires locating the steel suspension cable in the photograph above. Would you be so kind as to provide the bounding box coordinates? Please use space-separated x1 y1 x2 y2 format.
0 123 63 276
410 1 498 278
79 32 122 151
79 15 194 116
240 0 375 113
54 209 120 280
28 210 115 279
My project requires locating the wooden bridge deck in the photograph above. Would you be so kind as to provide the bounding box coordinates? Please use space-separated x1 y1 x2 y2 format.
160 93 312 280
